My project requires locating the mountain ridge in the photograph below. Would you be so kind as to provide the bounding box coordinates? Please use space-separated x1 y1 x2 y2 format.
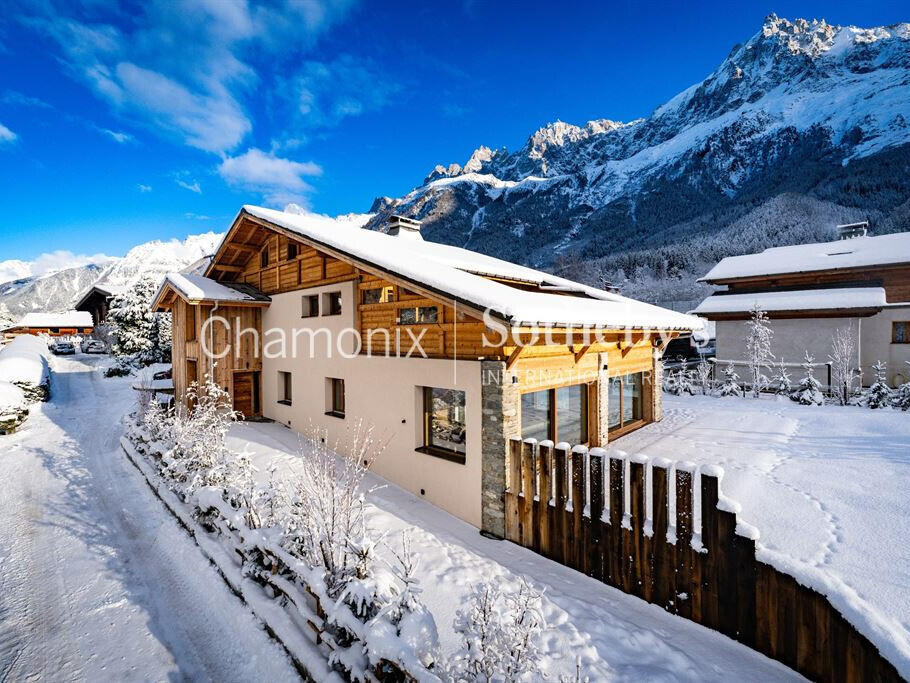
366 14 910 304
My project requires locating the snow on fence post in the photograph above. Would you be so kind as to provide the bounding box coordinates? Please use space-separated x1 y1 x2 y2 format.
501 437 903 682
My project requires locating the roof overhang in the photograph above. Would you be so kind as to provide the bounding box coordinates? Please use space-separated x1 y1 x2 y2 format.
209 209 701 333
152 277 271 312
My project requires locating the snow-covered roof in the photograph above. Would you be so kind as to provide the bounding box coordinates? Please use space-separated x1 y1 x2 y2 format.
8 311 94 329
236 205 703 330
700 232 910 282
691 287 887 315
0 334 50 386
74 282 125 309
156 272 271 305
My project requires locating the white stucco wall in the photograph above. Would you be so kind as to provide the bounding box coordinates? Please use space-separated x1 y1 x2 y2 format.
715 307 910 388
261 284 485 527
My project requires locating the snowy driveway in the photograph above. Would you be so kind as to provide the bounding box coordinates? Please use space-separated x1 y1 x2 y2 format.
0 355 298 681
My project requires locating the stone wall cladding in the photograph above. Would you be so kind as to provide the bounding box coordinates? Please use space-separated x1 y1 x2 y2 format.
480 360 520 538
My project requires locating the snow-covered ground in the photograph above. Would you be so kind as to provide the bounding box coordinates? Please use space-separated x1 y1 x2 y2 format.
228 423 798 680
614 393 910 663
0 354 298 681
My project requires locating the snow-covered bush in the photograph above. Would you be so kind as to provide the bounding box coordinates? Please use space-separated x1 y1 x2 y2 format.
895 363 910 411
745 305 774 397
128 403 440 681
108 275 171 365
445 578 545 682
863 361 894 410
718 363 742 398
790 352 824 406
695 356 713 395
771 360 792 396
664 365 695 396
828 326 857 406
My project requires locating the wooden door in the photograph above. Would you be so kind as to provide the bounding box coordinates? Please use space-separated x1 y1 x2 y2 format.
233 372 254 418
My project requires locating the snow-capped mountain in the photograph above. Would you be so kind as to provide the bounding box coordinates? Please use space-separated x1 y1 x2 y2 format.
369 15 910 303
0 232 223 319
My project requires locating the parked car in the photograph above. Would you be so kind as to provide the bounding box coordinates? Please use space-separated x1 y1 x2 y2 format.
82 340 107 354
51 341 76 355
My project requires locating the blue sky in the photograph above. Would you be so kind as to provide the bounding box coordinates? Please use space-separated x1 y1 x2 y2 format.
0 0 906 274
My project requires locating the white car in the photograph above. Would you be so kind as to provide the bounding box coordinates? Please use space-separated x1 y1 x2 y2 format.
82 340 107 354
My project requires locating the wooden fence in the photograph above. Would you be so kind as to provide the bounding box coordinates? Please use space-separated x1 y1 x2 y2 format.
504 438 901 682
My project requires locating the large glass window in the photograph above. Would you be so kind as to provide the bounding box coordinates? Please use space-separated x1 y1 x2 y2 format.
362 286 395 305
521 385 589 444
609 372 645 433
400 306 438 324
422 387 466 460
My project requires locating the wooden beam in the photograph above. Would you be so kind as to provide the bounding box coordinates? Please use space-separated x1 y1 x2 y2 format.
506 346 525 371
573 344 592 364
229 242 259 254
213 264 244 273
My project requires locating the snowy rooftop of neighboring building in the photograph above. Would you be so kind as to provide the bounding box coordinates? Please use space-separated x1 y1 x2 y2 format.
691 287 887 315
156 272 271 305
699 231 910 282
7 311 94 330
74 282 126 309
236 205 703 330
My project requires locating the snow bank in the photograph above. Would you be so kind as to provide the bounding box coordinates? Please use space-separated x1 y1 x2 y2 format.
0 335 50 395
0 380 27 434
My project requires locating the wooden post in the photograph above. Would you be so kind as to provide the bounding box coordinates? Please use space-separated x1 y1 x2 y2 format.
675 466 694 619
651 459 672 609
505 438 522 542
570 447 586 572
608 454 624 588
520 440 535 549
538 442 553 559
628 457 646 598
700 471 721 631
553 444 569 565
588 449 605 581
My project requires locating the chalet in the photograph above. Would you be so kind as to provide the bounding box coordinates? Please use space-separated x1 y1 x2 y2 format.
2 311 94 341
153 206 702 536
74 283 124 326
693 224 910 387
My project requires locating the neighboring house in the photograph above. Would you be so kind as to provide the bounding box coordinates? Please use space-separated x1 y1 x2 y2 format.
2 311 94 340
153 206 701 535
74 283 124 326
693 224 910 387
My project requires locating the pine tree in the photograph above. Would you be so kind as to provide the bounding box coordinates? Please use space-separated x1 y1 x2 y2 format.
894 363 910 411
107 275 171 365
863 361 894 409
790 351 824 406
772 359 792 395
695 356 713 395
718 363 743 397
745 305 774 397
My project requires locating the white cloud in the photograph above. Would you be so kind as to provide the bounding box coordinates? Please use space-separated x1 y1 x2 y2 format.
0 123 17 144
138 183 152 192
218 147 322 206
100 128 132 143
176 178 201 193
0 250 114 283
184 212 211 220
20 1 360 154
288 54 400 130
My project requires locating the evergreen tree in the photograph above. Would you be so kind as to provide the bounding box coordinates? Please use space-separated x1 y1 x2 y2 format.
107 275 171 365
718 363 743 397
864 360 894 409
790 351 824 406
894 363 910 411
745 305 774 397
772 359 792 396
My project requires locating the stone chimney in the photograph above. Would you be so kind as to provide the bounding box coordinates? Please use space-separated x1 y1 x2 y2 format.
388 214 423 240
